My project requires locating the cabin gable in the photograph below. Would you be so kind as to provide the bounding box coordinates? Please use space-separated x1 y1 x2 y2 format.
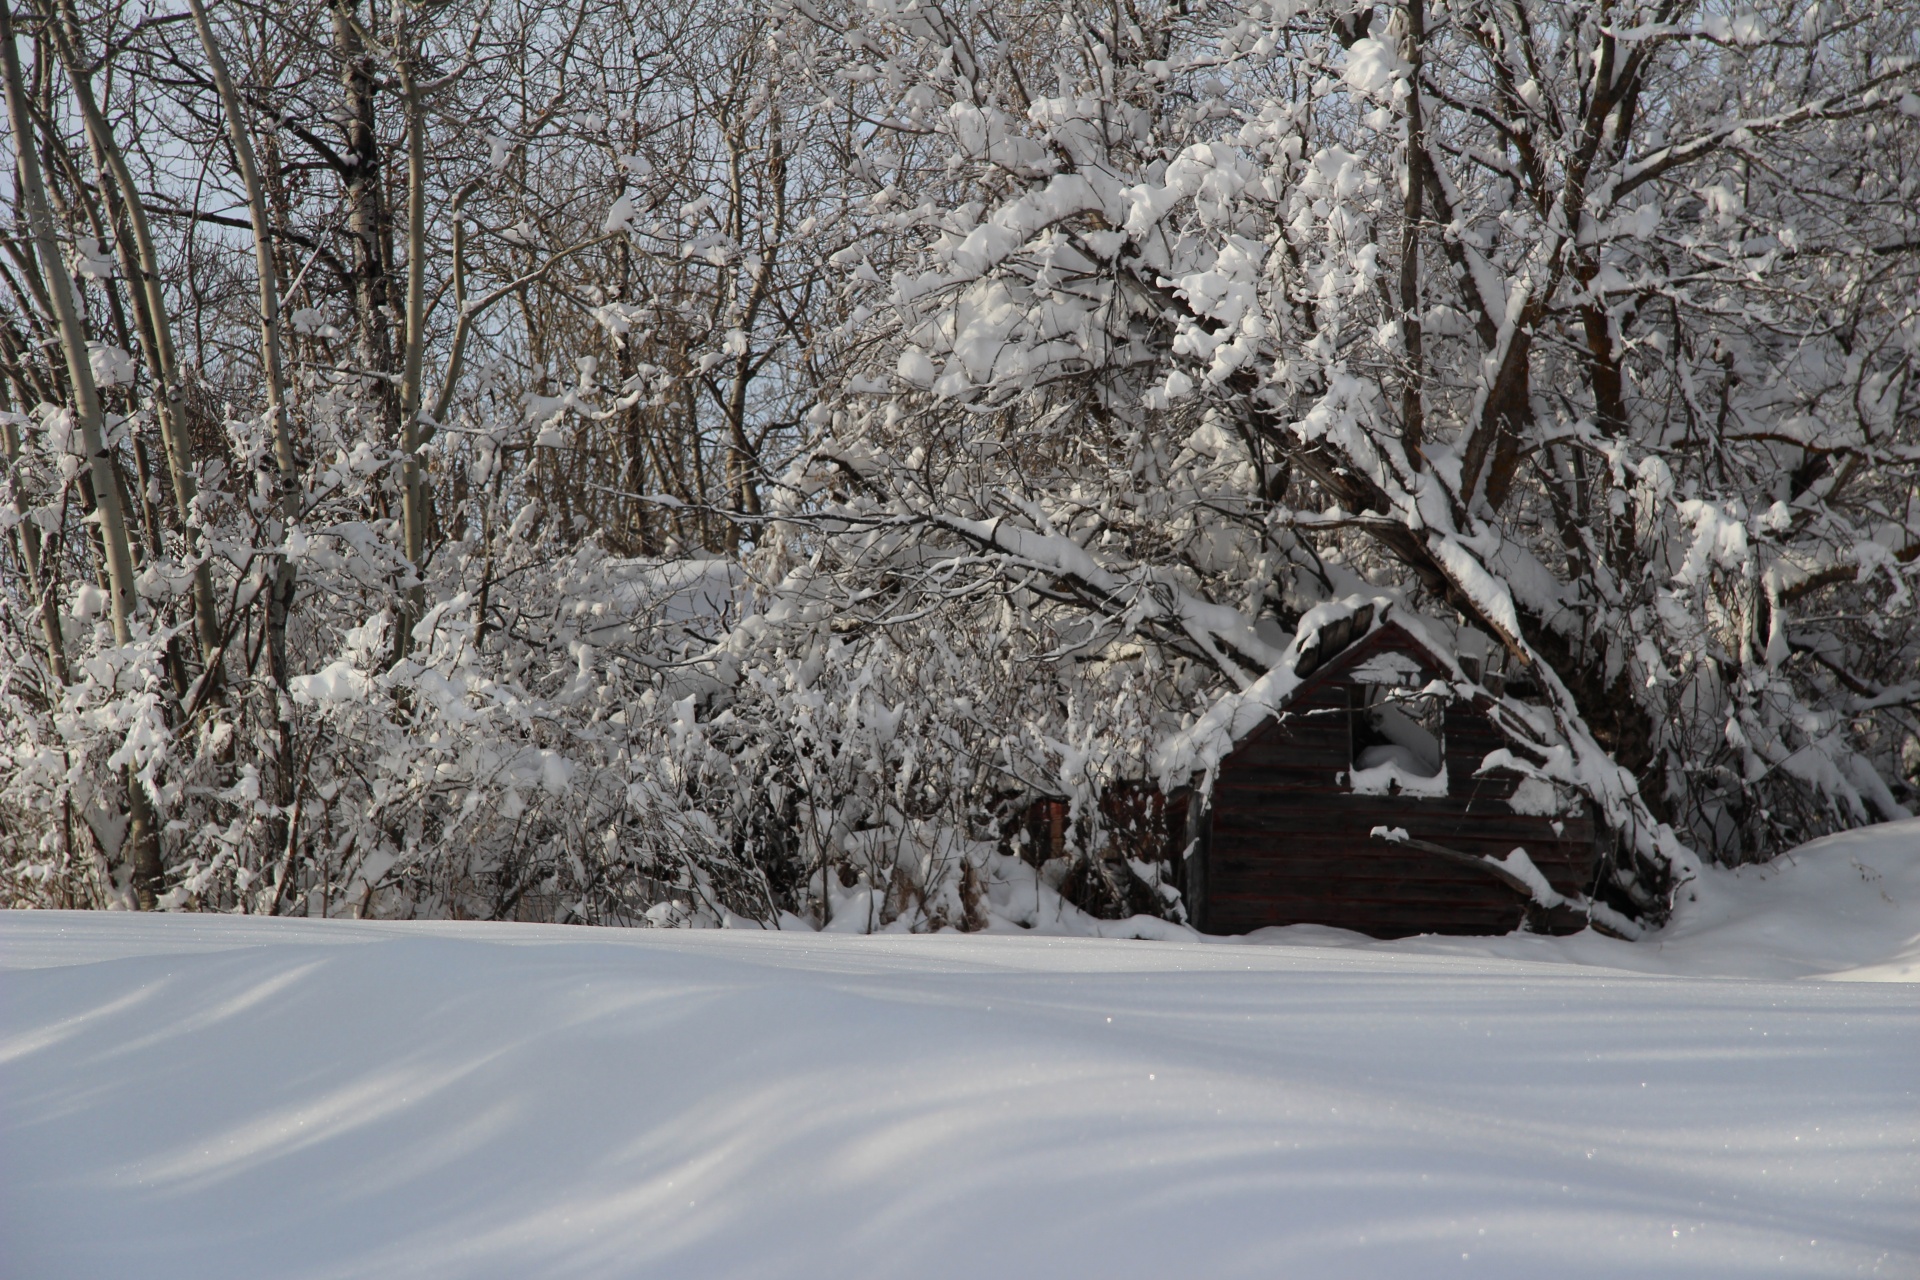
1190 614 1601 939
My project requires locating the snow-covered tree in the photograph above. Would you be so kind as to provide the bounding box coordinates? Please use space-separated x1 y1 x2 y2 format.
773 0 1918 915
2 0 1913 929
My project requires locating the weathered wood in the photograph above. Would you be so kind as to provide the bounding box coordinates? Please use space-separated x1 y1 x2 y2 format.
1210 887 1524 911
1207 903 1528 938
1209 846 1585 877
1211 810 1588 844
1191 616 1604 938
1210 881 1535 909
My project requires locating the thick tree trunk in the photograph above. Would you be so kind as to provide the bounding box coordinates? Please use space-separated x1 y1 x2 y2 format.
334 1 397 438
1395 0 1425 466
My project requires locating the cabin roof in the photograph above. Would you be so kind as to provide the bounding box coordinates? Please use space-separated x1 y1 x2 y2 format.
1152 595 1563 789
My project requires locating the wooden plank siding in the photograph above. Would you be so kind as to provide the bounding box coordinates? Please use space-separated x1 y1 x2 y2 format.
1194 623 1602 939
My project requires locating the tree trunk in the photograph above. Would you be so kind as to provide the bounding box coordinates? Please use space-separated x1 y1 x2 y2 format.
2 3 161 905
46 0 222 680
185 0 304 892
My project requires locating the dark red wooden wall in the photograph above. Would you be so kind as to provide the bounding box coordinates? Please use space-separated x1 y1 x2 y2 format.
1194 626 1600 938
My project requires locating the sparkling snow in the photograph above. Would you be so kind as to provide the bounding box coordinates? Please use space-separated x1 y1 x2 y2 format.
2 823 1916 1279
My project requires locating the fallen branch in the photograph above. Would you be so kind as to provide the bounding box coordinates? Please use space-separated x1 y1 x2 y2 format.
1369 826 1642 939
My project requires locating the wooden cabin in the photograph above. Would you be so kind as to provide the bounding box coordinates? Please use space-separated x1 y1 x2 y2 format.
1167 601 1604 938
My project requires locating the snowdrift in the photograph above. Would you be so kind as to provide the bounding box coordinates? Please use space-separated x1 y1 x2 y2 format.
1 823 1915 1279
1230 817 1920 982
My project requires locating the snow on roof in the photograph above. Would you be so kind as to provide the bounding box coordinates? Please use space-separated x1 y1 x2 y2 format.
1150 594 1560 792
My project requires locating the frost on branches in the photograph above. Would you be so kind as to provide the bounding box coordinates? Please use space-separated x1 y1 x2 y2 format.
1 0 1915 932
785 0 1918 922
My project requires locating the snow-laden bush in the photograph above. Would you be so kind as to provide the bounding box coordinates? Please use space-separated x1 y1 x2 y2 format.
4 0 1915 930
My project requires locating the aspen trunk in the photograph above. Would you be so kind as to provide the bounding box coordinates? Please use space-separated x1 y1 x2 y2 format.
2 3 161 905
183 0 297 687
395 50 429 654
46 0 222 678
184 0 304 896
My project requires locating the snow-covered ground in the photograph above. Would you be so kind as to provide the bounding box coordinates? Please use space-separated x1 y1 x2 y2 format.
1228 818 1920 983
3 824 1916 1279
